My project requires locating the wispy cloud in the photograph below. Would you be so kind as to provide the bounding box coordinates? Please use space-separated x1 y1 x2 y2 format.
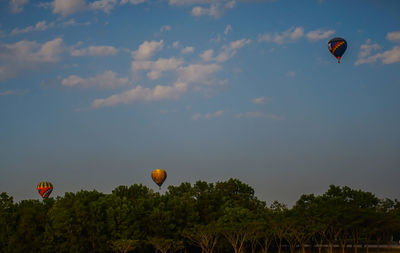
252 97 271 104
9 0 29 13
71 45 118 56
201 38 251 62
62 71 128 89
91 82 188 108
132 57 183 80
306 29 335 41
236 112 283 120
387 31 400 43
120 0 147 5
11 21 54 35
160 25 172 32
0 38 64 81
258 27 304 44
0 89 29 96
191 0 236 18
192 110 223 120
224 24 232 35
355 38 400 65
89 0 118 13
181 46 194 54
131 40 164 60
286 71 296 77
53 0 86 16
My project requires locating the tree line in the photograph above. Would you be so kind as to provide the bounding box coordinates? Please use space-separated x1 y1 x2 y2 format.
1 179 399 253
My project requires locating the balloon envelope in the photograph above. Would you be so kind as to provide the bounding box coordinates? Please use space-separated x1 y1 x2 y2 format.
37 181 53 199
328 37 347 63
151 169 167 188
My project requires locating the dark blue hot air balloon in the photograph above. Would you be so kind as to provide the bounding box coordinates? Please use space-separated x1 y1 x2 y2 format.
328 37 347 63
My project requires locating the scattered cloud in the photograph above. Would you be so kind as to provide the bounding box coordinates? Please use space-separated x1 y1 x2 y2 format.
306 29 335 41
131 40 164 60
120 0 147 5
0 89 29 96
89 0 118 13
200 49 214 61
62 71 128 89
286 71 296 77
91 81 188 108
258 27 304 44
252 97 271 104
132 57 183 80
160 25 172 32
355 39 400 65
236 112 283 120
387 31 400 43
52 0 86 16
0 38 64 81
11 21 54 36
177 63 222 85
216 38 251 62
71 45 118 56
9 0 29 13
192 110 223 120
224 24 232 35
191 0 236 18
181 46 195 54
172 41 180 48
201 39 251 63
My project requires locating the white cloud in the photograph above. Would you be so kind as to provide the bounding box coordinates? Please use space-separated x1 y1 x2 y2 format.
89 0 118 13
387 31 400 43
200 39 250 63
177 63 222 85
200 49 214 61
224 24 232 35
132 57 184 80
120 0 146 5
286 71 296 77
9 0 29 13
215 38 251 62
355 39 383 66
0 89 29 96
377 46 400 64
11 21 54 36
181 46 194 54
192 110 223 120
71 45 118 56
306 29 335 41
91 81 188 108
53 0 86 16
355 43 400 65
160 25 171 32
252 97 271 104
236 112 282 120
0 38 63 81
62 71 128 89
172 41 180 48
191 0 236 18
62 18 91 27
131 40 164 60
258 27 304 44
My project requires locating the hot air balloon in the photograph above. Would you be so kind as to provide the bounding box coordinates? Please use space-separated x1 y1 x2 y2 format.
151 169 167 189
328 37 347 63
37 181 53 199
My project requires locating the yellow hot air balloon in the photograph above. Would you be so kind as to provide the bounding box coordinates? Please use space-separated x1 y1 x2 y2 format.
151 169 167 189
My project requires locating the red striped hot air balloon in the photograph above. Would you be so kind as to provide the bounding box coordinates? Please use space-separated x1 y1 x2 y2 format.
37 181 53 199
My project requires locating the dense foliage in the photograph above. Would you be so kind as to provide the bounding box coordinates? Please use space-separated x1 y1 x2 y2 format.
1 179 399 253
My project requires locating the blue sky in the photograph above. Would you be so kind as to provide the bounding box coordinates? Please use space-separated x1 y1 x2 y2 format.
1 0 399 204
